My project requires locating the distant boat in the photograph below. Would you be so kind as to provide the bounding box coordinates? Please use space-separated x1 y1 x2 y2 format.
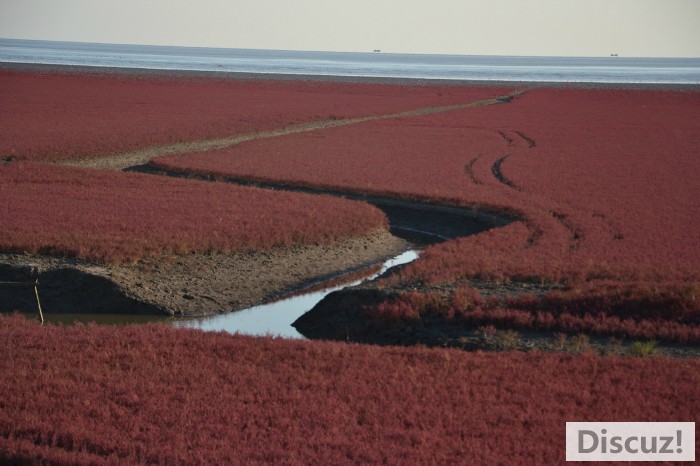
610 53 619 57
373 49 381 53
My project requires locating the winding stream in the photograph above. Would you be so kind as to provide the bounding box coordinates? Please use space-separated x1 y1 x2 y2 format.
1 92 518 331
2 86 522 331
166 193 511 336
2 191 514 333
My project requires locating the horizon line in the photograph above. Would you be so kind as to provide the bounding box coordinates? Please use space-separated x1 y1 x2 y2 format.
2 37 700 61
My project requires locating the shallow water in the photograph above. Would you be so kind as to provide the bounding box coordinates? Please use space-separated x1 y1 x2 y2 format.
3 250 419 336
171 249 419 338
4 193 502 333
2 38 699 84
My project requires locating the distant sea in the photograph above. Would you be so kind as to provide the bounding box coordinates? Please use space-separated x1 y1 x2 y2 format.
1 38 699 84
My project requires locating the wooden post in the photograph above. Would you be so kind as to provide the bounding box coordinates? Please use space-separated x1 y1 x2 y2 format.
0 279 44 323
34 279 44 324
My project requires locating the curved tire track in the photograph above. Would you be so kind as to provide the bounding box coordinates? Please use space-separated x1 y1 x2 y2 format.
488 129 534 192
514 130 536 148
491 153 521 191
496 130 514 146
464 156 483 185
550 211 584 252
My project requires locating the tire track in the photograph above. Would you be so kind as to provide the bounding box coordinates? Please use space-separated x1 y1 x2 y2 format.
514 130 536 148
593 212 625 241
496 130 514 146
550 211 583 252
464 156 483 185
488 129 535 191
525 225 544 248
491 153 520 191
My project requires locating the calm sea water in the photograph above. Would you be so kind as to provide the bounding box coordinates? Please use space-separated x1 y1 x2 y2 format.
2 38 699 84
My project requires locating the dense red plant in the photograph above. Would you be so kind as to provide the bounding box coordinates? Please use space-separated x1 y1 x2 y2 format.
366 284 700 343
153 86 700 337
1 315 697 465
2 70 697 465
509 282 700 324
154 87 700 284
0 69 506 161
452 88 700 283
0 162 387 263
153 116 510 204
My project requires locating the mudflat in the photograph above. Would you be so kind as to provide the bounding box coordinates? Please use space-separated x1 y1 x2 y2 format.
0 230 406 317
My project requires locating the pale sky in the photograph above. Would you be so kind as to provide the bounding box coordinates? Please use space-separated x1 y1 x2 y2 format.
1 0 699 57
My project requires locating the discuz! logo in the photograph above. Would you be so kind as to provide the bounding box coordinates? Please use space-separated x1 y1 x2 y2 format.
566 422 695 462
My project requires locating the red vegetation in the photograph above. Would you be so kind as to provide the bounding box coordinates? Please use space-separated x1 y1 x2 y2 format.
3 71 697 465
154 87 700 340
367 283 700 344
0 69 505 161
399 88 700 284
154 88 700 284
153 116 511 204
0 162 387 263
1 315 697 465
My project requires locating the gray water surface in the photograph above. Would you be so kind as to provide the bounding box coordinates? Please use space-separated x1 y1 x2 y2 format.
2 38 699 84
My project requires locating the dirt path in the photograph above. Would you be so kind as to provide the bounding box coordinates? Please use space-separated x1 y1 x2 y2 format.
61 91 527 171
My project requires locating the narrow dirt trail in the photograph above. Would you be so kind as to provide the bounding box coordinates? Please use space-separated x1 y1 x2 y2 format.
60 90 528 171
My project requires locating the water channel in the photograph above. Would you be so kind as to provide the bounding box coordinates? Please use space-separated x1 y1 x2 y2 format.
2 196 514 336
173 249 419 338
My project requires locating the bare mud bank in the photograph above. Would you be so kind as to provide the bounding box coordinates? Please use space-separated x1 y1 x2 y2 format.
0 230 407 317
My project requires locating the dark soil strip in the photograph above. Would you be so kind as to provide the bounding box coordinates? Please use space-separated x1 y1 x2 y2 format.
133 165 518 246
491 153 520 190
464 157 483 185
515 130 537 148
292 287 699 358
550 210 584 251
0 264 161 315
495 130 514 146
373 198 511 245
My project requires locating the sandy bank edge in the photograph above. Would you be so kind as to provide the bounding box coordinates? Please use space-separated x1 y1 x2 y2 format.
0 229 408 317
